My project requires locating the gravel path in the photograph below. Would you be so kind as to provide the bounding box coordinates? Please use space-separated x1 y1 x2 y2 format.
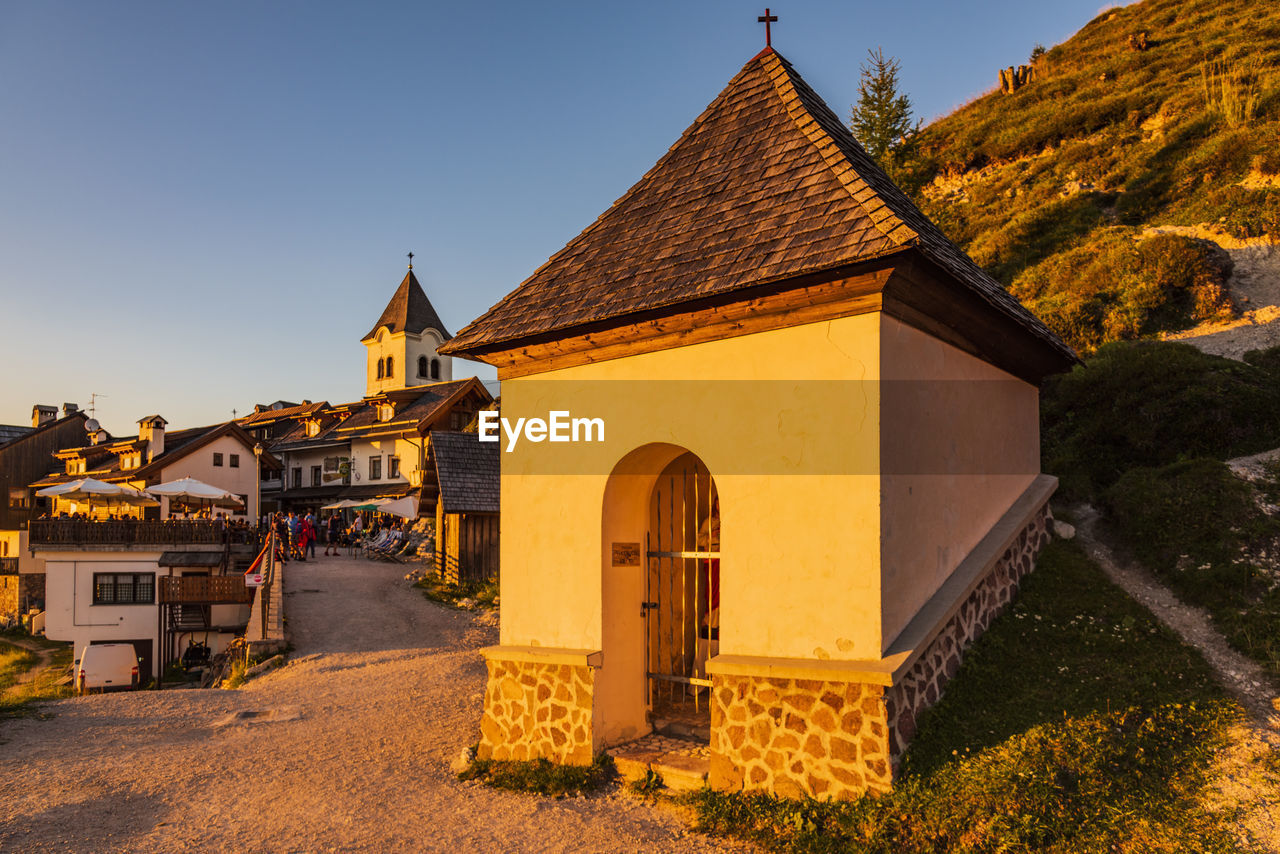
0 557 755 853
1072 506 1280 851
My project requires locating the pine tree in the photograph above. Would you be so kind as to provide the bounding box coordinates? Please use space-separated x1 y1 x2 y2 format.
849 48 915 165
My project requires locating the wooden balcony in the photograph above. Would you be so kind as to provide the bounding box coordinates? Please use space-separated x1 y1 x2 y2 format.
158 574 253 605
27 519 258 549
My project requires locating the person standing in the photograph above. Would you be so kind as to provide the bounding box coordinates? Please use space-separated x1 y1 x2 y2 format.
287 511 301 561
324 513 341 556
274 512 290 564
302 513 317 560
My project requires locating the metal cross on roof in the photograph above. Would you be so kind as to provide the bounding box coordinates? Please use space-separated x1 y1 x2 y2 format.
407 251 414 270
758 8 778 47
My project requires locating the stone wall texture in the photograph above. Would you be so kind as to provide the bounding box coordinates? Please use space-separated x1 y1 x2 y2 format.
709 675 892 800
0 573 43 626
884 504 1051 760
478 659 595 765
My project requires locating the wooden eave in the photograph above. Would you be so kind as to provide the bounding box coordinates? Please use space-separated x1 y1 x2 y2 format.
466 258 896 380
416 380 493 433
461 250 1075 385
882 251 1081 384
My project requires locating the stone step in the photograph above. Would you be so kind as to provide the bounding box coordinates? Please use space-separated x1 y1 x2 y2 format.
608 733 710 793
652 715 710 742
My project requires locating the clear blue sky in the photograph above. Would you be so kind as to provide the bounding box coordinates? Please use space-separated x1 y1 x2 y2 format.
0 0 1115 436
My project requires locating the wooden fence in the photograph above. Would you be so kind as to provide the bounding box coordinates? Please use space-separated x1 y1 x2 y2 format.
158 574 253 605
28 519 257 548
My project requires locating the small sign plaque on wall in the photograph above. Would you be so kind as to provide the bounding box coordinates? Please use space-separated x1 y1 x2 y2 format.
611 542 641 567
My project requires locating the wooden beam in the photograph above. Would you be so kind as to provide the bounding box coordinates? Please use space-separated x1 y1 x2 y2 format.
491 268 892 380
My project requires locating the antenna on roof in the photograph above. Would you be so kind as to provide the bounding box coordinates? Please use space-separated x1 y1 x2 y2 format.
89 392 106 418
757 8 777 48
407 251 414 271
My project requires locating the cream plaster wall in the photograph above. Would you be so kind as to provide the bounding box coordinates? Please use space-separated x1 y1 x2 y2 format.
498 312 883 743
365 329 452 396
43 553 165 678
878 316 1040 650
157 435 263 521
276 444 350 494
42 552 245 678
348 436 424 490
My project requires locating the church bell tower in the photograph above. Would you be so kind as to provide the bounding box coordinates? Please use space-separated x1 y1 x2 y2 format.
362 257 453 396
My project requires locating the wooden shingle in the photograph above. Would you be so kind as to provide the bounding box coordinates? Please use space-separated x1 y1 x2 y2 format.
441 49 1073 366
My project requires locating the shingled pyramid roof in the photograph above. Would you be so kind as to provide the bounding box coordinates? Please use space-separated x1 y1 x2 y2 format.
442 49 1073 365
363 269 452 342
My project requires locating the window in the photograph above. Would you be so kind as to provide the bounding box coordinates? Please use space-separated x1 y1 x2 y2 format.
369 456 382 480
388 456 400 478
229 454 240 468
311 465 322 487
213 453 224 467
450 410 468 430
8 488 29 510
377 403 395 422
291 467 302 489
93 573 155 605
418 356 429 377
376 359 384 380
431 359 440 380
385 356 394 378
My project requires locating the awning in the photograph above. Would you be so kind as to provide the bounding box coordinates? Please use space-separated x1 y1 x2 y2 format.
337 483 413 501
158 551 225 568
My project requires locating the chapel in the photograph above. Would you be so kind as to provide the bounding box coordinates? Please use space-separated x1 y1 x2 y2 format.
440 46 1076 799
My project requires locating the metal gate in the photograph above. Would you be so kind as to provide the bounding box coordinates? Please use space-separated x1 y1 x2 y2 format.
644 457 719 712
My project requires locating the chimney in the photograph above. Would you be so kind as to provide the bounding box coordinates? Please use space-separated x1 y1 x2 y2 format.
32 405 57 428
62 403 79 417
138 415 167 463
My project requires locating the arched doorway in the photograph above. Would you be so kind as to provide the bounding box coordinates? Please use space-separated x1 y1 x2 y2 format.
645 452 719 732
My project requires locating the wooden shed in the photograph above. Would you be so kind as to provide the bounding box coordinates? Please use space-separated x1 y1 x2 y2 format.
429 431 499 586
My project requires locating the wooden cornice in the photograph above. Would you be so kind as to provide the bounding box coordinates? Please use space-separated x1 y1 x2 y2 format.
486 265 895 380
882 253 1079 385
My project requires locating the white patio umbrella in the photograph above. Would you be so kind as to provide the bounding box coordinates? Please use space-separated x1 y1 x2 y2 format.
145 477 245 513
377 496 420 519
36 478 158 508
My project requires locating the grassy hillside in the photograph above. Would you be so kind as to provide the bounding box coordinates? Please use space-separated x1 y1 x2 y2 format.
907 0 1280 352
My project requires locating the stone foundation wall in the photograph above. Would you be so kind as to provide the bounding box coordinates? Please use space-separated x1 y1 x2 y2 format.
710 501 1052 801
885 504 1052 759
710 676 892 800
478 659 595 765
0 573 43 626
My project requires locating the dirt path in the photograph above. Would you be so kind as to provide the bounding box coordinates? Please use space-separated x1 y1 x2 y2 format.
1072 506 1280 850
0 637 56 691
0 557 755 853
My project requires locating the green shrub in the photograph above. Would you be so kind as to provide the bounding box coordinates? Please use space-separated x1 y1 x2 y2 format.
1041 341 1280 500
458 754 614 797
1011 231 1232 353
1106 458 1272 570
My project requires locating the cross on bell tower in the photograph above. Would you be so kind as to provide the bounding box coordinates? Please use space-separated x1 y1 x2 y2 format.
758 8 778 48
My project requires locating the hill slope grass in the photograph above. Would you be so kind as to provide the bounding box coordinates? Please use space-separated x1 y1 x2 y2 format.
906 0 1280 352
689 541 1243 853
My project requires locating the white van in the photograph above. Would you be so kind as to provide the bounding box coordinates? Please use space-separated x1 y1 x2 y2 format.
75 643 140 694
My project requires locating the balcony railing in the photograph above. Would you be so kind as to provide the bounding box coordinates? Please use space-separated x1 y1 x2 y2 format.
28 519 259 548
159 574 253 605
0 557 17 574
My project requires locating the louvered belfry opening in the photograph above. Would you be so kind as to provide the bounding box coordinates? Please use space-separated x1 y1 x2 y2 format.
645 452 719 729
